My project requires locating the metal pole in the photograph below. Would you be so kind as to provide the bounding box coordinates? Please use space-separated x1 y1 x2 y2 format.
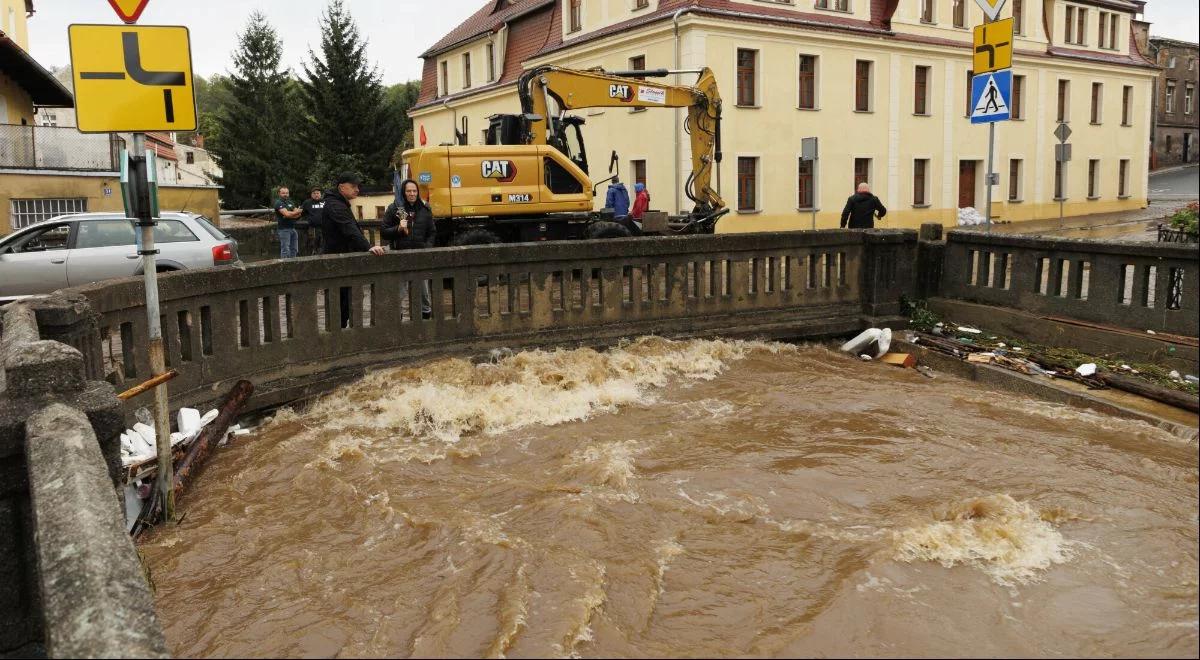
985 121 995 234
132 132 174 523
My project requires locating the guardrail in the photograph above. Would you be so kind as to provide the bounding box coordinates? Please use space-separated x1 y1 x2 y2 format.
1157 223 1199 244
940 230 1199 336
68 230 915 413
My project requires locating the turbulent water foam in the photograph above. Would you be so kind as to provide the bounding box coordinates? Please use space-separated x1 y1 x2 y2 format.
891 494 1076 586
271 337 788 458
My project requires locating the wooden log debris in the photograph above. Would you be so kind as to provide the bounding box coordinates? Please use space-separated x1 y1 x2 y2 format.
1097 372 1200 413
117 369 178 400
173 379 253 497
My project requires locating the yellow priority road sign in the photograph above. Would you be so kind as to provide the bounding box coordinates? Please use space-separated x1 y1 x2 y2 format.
973 18 1013 75
68 24 196 133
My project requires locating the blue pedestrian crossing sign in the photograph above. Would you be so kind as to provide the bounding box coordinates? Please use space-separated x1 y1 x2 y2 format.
970 70 1012 124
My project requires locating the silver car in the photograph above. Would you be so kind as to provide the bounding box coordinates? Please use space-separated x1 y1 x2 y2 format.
0 212 240 302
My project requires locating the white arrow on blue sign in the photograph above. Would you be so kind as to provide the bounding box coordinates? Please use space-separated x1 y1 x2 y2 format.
970 69 1012 124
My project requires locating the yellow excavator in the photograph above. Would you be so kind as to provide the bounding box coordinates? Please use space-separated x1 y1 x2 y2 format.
401 65 725 245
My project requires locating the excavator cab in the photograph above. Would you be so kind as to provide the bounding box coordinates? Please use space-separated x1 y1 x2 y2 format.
487 113 590 175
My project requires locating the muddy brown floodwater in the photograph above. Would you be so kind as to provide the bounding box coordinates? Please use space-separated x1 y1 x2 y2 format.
141 338 1199 658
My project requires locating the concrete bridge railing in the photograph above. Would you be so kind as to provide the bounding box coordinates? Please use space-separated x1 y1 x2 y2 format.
937 229 1199 336
71 229 917 414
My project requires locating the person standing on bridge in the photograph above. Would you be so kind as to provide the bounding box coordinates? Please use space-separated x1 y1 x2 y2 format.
382 177 435 319
321 172 385 328
300 187 325 255
273 186 302 259
840 182 888 229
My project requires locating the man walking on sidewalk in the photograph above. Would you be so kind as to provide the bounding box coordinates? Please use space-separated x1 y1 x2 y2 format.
840 183 888 229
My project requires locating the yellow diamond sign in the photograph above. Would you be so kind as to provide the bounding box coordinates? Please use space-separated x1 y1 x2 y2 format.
973 18 1013 75
68 24 197 133
974 0 1006 21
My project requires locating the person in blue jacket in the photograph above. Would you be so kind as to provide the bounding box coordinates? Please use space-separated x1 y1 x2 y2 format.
604 176 631 219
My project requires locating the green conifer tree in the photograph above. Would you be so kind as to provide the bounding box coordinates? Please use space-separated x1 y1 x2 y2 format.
208 12 305 209
300 0 402 186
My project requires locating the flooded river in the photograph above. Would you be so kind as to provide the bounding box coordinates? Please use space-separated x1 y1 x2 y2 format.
142 338 1199 658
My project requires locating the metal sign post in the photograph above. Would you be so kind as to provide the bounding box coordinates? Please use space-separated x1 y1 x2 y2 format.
1054 122 1072 229
970 70 1012 233
71 5 189 523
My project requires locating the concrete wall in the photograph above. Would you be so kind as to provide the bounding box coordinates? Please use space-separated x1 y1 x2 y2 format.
0 172 221 235
0 297 166 657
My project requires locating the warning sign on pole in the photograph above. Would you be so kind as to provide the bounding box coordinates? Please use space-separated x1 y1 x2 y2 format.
68 24 197 133
973 18 1013 74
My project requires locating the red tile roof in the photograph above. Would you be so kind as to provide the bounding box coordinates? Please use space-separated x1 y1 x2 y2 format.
421 0 555 58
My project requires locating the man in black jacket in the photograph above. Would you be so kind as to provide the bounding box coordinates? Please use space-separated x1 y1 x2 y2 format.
840 183 888 229
320 172 385 328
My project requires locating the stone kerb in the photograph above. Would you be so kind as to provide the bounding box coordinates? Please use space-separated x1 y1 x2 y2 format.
0 300 158 657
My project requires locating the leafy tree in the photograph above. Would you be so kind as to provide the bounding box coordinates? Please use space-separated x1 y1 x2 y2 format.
208 12 306 208
386 81 421 166
299 0 401 186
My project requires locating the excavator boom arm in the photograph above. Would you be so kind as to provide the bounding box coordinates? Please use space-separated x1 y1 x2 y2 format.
517 66 725 215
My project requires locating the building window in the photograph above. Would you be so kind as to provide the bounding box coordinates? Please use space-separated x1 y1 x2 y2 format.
1013 0 1024 34
854 157 871 188
1057 79 1070 122
1098 12 1107 48
630 55 646 71
1076 9 1087 45
486 43 496 82
855 60 872 112
1122 85 1132 125
631 159 647 187
1109 14 1118 49
799 55 818 109
816 0 850 10
920 0 934 23
737 49 757 106
1088 159 1099 198
914 65 930 115
1012 75 1025 119
1065 6 1075 44
953 0 965 28
1186 83 1195 115
1008 159 1022 201
440 61 449 97
9 198 88 230
1118 159 1129 197
798 159 815 209
1054 161 1065 200
913 159 929 206
1090 82 1102 124
738 157 758 211
569 0 581 33
463 52 471 88
1167 55 1176 68
635 0 649 8
1166 80 1176 113
186 151 195 164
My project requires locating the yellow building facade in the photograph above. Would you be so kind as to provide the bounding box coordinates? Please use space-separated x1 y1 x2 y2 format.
411 0 1158 232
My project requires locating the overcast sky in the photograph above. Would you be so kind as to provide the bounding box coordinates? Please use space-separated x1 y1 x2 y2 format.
26 0 1200 84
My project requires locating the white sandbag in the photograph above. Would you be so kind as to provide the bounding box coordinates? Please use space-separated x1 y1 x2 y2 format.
1075 363 1097 377
875 328 893 358
199 409 218 428
132 423 157 455
841 328 881 354
177 408 202 436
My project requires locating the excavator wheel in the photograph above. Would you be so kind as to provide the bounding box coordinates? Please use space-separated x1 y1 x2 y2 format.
451 228 502 246
587 221 632 239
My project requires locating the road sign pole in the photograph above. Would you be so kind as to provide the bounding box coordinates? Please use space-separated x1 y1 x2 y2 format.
985 121 995 234
131 132 174 523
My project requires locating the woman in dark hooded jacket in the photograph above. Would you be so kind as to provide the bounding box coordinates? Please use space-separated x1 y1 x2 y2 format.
382 179 436 250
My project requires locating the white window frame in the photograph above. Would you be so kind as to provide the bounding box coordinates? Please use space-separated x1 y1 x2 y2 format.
1186 83 1195 115
797 52 821 110
9 198 88 230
